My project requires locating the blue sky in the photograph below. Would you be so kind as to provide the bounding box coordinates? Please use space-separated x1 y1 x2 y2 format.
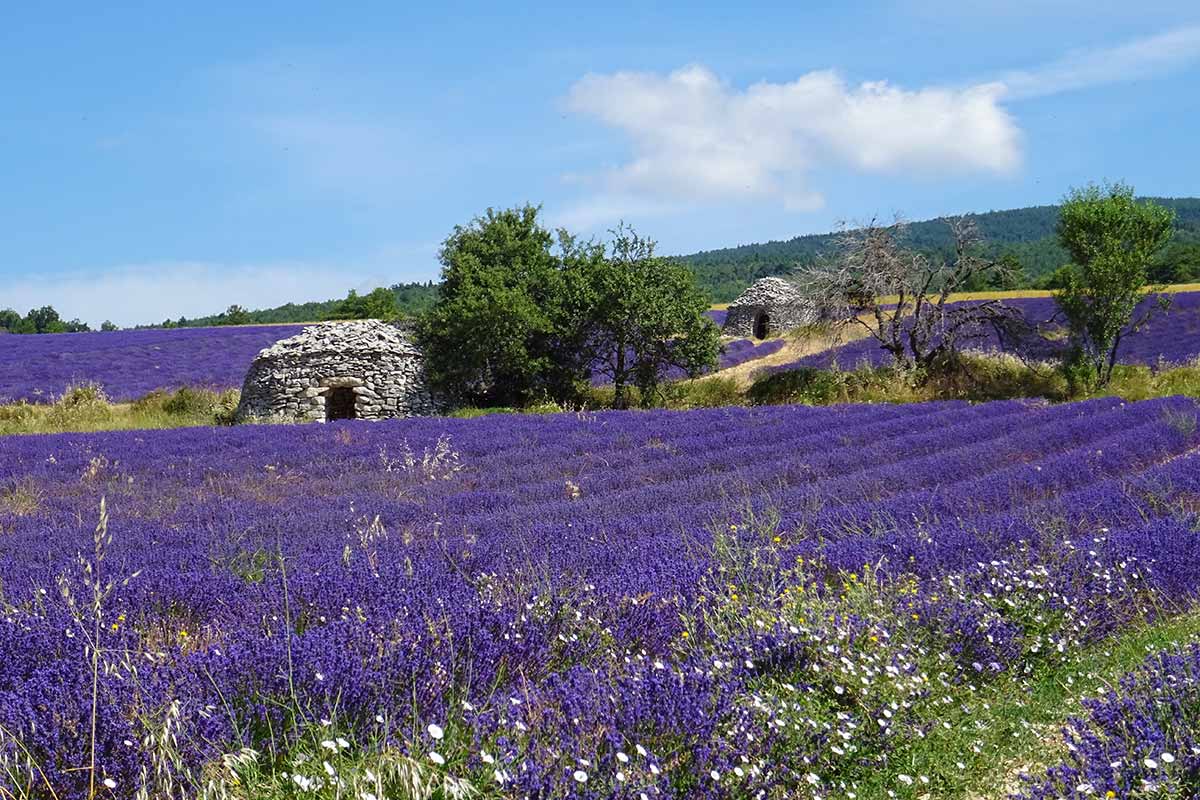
3 1 1199 326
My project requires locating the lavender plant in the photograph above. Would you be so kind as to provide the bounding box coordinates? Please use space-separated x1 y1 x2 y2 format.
0 397 1197 798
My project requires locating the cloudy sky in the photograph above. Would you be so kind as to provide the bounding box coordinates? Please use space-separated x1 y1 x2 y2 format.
3 1 1199 325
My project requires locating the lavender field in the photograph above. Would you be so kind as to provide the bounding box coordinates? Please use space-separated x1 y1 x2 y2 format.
2 397 1200 798
591 337 785 386
782 291 1200 372
1 321 775 404
0 326 305 403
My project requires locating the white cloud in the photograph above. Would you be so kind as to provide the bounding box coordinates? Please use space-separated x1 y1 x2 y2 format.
562 65 1021 227
999 25 1200 99
560 24 1200 229
3 262 400 328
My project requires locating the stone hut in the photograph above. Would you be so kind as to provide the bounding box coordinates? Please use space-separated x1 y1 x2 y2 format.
722 277 820 339
235 320 440 422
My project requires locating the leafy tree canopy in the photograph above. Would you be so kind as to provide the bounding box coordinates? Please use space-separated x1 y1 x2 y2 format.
0 305 89 334
323 287 401 321
1053 182 1175 385
418 204 568 406
571 224 719 408
418 207 719 409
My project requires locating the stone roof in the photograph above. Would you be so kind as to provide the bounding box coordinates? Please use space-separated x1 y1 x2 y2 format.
254 320 422 361
727 277 805 309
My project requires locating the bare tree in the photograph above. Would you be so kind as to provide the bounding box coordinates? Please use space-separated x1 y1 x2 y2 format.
797 216 1025 375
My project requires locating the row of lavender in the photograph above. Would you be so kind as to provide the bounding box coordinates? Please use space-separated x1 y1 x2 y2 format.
0 318 771 402
780 290 1200 372
2 397 1199 797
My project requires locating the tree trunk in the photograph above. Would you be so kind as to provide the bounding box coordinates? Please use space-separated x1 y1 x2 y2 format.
613 340 628 409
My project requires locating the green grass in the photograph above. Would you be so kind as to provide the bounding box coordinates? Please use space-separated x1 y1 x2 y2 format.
863 608 1200 800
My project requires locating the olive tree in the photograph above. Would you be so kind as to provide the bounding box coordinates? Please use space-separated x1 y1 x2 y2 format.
798 217 1022 374
571 224 719 409
1054 183 1175 386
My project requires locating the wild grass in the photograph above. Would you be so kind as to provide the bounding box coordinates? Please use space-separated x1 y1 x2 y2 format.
0 385 239 435
748 354 1200 407
1 350 1196 435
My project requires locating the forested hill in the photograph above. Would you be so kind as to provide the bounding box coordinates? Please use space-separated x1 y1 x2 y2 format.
681 197 1200 303
157 198 1199 327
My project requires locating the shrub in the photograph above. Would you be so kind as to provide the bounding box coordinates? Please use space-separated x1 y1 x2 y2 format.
163 386 218 416
675 377 745 408
130 388 171 413
45 381 113 429
748 367 847 406
929 352 1067 401
0 400 37 424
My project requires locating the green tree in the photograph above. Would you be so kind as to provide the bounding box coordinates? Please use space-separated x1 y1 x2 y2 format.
0 308 21 332
574 224 719 409
1053 182 1175 386
418 205 567 406
218 305 250 326
1148 241 1200 284
100 320 118 332
325 287 400 321
26 305 63 333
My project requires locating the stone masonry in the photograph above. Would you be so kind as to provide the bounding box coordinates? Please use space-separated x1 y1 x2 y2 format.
722 277 821 339
235 320 441 422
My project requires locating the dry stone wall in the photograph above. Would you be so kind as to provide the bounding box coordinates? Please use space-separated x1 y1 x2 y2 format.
235 320 441 422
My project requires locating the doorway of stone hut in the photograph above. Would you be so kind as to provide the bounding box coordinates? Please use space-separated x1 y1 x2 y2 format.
325 387 357 421
752 311 770 340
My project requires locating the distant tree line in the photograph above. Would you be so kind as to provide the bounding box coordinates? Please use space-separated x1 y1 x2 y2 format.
138 199 1199 329
0 306 99 334
142 281 440 329
678 197 1200 301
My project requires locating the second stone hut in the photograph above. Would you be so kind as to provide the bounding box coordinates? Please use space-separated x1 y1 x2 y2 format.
721 277 820 339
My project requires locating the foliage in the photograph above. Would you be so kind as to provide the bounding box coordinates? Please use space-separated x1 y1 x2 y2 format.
322 287 401 321
1054 183 1176 386
215 305 251 326
147 283 441 329
417 204 568 406
571 224 720 408
0 305 90 334
418 208 717 409
1149 240 1200 284
677 197 1200 301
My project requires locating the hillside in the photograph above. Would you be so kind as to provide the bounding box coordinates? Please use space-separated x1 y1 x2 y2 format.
679 197 1200 302
162 198 1200 326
